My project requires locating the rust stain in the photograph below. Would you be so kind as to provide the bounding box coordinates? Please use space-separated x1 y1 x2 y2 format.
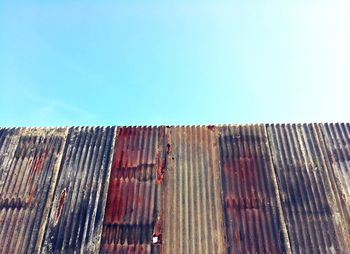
54 189 66 224
156 150 165 184
28 155 39 183
166 143 171 155
208 125 216 131
36 150 46 175
28 150 46 185
101 127 164 253
342 193 347 202
28 190 34 204
152 215 162 245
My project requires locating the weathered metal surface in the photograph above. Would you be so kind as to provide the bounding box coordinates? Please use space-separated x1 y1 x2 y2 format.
267 124 350 253
322 123 350 199
100 126 165 254
217 125 289 253
1 124 350 254
39 126 116 253
0 127 67 254
163 126 226 254
321 123 350 244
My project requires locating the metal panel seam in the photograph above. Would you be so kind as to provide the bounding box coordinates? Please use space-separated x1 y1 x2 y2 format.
94 126 118 253
215 126 230 252
265 124 292 254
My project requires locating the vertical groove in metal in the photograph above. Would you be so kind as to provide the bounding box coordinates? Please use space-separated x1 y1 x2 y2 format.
0 123 350 254
40 126 115 253
163 126 226 254
321 123 350 246
0 128 67 254
267 123 350 253
218 124 287 253
321 123 350 198
100 126 165 254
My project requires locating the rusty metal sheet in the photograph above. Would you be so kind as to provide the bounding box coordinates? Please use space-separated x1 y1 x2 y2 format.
1 123 350 254
163 126 226 254
0 127 67 254
267 124 350 253
39 126 116 253
217 125 289 253
100 126 166 254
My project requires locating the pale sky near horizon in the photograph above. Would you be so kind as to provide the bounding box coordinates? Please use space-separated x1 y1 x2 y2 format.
1 1 349 127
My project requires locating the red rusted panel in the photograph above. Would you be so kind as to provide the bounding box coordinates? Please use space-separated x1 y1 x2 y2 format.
218 125 288 253
100 126 165 254
0 128 67 254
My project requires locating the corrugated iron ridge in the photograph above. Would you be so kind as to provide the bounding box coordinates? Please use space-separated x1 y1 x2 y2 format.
262 124 292 254
1 124 350 253
163 126 226 254
217 124 290 253
101 126 164 253
266 123 350 253
319 123 350 246
321 123 350 197
0 127 68 254
2 123 350 129
39 126 116 253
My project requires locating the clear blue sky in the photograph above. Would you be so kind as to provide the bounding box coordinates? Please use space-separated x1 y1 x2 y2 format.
1 1 349 127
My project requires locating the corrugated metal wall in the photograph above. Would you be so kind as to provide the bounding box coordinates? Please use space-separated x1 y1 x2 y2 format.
218 125 288 253
163 126 226 254
0 128 67 254
100 127 165 254
267 124 350 253
0 124 349 253
40 127 115 253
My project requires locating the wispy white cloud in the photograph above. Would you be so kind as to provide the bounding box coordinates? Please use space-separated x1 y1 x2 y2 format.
21 86 97 123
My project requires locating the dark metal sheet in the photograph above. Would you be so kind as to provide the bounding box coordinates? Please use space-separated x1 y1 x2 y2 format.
0 128 67 254
217 125 289 253
40 126 116 253
267 124 350 253
100 126 165 254
322 123 350 197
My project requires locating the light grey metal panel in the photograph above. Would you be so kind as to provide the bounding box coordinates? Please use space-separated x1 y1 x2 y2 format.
0 128 67 254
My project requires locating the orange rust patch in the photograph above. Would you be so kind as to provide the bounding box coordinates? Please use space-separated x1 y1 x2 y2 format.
36 151 46 174
156 151 165 184
342 193 347 202
28 155 39 183
28 190 34 204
